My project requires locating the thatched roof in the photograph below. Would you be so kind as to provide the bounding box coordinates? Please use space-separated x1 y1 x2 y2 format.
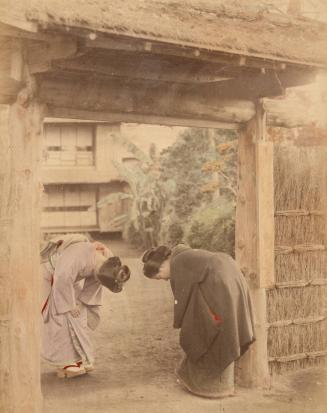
1 0 327 66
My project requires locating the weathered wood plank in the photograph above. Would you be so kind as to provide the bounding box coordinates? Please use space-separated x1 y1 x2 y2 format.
38 70 284 103
0 43 24 99
0 75 24 100
0 105 14 412
48 106 241 130
0 14 38 33
38 75 257 123
0 73 318 128
0 94 44 412
49 52 233 84
198 71 285 100
81 33 325 70
0 23 50 41
34 73 317 127
45 96 319 130
26 37 79 74
10 41 23 81
255 105 275 289
235 101 274 388
263 96 319 128
235 107 275 288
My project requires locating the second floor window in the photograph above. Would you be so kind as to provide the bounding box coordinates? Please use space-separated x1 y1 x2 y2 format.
43 124 95 167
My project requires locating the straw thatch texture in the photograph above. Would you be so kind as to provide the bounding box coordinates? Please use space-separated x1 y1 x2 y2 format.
268 319 327 356
269 354 327 375
274 145 327 283
1 1 327 65
268 142 327 374
267 285 327 322
275 250 327 283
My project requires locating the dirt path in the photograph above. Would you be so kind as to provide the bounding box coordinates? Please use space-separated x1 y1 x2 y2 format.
41 241 327 413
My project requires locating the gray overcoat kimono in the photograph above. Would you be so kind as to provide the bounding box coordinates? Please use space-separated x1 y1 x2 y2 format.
170 245 255 396
41 242 102 367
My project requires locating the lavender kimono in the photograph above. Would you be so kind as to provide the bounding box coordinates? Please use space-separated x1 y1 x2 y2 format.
41 242 102 367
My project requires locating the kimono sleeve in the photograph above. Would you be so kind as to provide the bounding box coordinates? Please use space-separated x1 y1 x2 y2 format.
78 276 102 306
52 258 78 314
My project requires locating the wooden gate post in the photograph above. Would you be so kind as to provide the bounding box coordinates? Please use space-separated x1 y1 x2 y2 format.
0 84 44 411
235 100 274 388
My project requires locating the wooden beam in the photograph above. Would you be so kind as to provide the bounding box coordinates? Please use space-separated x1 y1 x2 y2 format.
235 100 274 388
49 52 233 84
235 103 275 289
34 47 315 90
10 41 23 81
38 75 257 124
0 105 13 413
275 68 316 89
0 45 24 103
264 96 320 128
83 35 268 70
0 75 24 101
47 106 240 129
198 71 285 100
0 22 49 41
0 71 318 128
199 67 316 100
255 105 275 290
36 74 320 127
0 15 38 33
80 32 326 70
0 47 12 73
26 38 79 74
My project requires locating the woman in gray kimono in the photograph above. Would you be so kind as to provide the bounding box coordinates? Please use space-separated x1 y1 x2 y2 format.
41 237 130 378
142 244 255 398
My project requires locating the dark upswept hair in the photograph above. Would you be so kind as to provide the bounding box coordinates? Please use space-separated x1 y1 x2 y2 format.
142 245 172 278
120 265 131 282
98 256 131 293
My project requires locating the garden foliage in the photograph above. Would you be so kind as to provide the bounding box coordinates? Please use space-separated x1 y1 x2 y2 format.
159 128 237 255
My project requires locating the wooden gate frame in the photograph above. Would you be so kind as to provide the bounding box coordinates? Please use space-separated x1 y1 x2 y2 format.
0 7 326 411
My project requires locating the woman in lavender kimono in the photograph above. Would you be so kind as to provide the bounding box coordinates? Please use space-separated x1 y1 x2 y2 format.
41 236 130 378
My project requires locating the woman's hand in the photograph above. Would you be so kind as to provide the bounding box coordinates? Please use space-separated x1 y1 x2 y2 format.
70 305 81 318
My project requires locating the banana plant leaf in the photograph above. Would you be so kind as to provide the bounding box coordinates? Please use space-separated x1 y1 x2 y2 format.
97 192 133 208
111 133 150 164
107 214 129 227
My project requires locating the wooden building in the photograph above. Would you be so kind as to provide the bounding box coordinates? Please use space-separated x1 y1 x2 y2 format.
0 1 327 411
41 121 132 233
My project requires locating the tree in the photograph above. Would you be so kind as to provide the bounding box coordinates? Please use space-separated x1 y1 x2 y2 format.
201 129 238 201
97 133 167 248
159 127 238 252
159 128 237 245
160 128 214 219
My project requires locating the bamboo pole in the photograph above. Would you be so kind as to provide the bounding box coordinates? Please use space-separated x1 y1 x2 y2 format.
275 244 326 254
269 350 327 363
268 315 327 328
267 279 327 289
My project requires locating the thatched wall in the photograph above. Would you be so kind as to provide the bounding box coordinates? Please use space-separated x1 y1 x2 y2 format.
268 143 327 374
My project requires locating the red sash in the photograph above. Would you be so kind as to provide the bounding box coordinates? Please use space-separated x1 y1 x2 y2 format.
41 275 54 315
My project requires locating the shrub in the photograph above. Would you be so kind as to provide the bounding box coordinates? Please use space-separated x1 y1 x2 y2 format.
186 200 235 257
167 221 185 246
